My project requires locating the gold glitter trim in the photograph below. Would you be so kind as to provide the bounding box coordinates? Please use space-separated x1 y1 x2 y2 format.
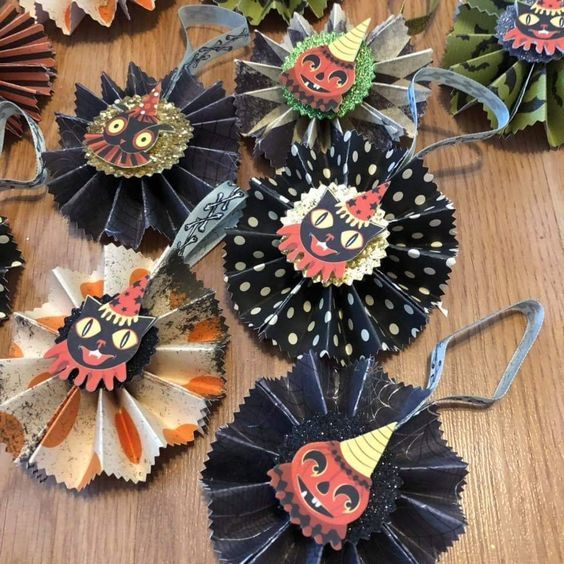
83 95 193 179
279 183 390 287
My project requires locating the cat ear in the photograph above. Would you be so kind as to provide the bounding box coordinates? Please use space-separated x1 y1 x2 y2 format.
134 314 157 335
83 295 103 313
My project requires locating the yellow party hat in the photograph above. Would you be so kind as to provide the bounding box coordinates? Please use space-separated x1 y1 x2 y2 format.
340 422 396 478
328 18 371 63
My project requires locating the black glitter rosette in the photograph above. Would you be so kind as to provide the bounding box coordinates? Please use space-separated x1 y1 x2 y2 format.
44 63 240 249
224 129 457 362
236 5 432 167
0 217 23 322
202 352 467 562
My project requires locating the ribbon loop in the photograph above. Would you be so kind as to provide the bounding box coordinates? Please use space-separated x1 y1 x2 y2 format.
399 300 544 424
177 5 250 75
0 101 46 191
394 67 510 172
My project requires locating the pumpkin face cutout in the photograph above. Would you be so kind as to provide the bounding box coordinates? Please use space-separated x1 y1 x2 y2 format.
45 275 157 392
277 182 390 285
502 0 564 58
280 19 371 114
268 423 396 549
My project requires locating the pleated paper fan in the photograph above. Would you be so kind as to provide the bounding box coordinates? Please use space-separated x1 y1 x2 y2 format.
19 0 156 35
0 217 24 322
0 5 55 136
0 243 228 489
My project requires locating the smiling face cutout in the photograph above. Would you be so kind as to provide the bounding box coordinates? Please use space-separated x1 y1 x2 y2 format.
502 0 564 58
268 423 396 549
45 276 156 392
277 183 389 285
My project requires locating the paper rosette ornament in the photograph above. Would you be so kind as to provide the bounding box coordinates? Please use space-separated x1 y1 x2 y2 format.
0 242 229 489
0 217 24 322
0 5 55 136
225 128 458 361
236 5 433 167
20 0 157 35
202 301 543 561
43 63 240 249
443 0 564 148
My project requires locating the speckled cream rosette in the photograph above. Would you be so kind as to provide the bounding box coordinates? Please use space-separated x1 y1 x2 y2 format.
224 128 458 362
0 242 228 489
235 5 433 167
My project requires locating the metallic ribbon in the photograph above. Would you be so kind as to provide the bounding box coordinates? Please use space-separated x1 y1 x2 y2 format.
0 101 46 190
399 300 545 425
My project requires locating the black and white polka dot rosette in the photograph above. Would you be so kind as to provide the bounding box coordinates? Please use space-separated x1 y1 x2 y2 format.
0 217 23 322
224 129 458 362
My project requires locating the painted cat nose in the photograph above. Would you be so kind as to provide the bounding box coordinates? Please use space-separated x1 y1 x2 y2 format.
315 72 325 80
325 233 335 242
96 339 107 349
317 481 330 494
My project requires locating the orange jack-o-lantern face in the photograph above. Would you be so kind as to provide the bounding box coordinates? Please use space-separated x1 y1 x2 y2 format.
280 45 356 113
268 440 371 549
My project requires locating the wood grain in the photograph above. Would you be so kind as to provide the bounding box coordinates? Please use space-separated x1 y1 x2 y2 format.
0 1 562 563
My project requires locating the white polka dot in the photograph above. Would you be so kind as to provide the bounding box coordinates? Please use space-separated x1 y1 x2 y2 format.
308 321 315 331
323 168 331 179
446 257 456 267
384 299 394 310
248 217 258 227
389 323 399 335
288 187 298 196
424 173 434 182
391 225 403 232
356 174 362 185
310 150 317 160
405 271 415 279
313 335 320 346
333 335 339 346
344 131 352 141
268 178 278 187
345 343 353 355
287 307 295 319
392 191 403 202
411 232 424 240
365 295 374 306
424 267 436 275
431 241 443 248
288 333 298 345
0 235 8 245
250 307 261 315
408 248 420 259
402 168 413 179
347 293 354 305
361 329 370 342
267 314 278 325
419 287 430 295
234 236 246 245
239 282 250 292
324 311 332 323
291 145 298 156
429 219 441 227
414 195 426 206
253 250 264 259
404 304 414 315
275 268 286 277
368 164 377 175
352 151 359 162
347 319 354 330
260 287 271 296
253 263 265 272
235 262 246 271
254 190 264 200
272 239 280 248
303 301 312 312
386 149 394 158
268 211 279 221
389 254 400 263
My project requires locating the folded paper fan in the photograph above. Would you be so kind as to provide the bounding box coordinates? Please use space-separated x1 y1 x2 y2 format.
0 5 55 136
0 243 228 489
43 62 240 249
19 0 156 35
214 0 335 25
203 301 543 562
443 0 564 148
236 5 432 167
0 217 24 322
224 128 457 362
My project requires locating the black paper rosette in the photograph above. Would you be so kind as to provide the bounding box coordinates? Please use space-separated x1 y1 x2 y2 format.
44 63 239 249
0 217 23 322
202 352 468 562
236 5 432 167
224 129 457 362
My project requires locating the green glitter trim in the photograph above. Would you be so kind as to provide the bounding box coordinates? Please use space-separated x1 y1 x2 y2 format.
281 31 376 120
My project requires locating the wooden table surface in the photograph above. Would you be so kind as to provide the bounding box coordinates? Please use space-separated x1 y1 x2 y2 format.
0 0 562 562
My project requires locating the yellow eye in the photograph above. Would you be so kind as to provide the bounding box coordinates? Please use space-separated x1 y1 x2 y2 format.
341 230 364 250
550 15 564 28
310 209 334 229
134 130 155 149
106 117 127 135
112 329 139 351
75 317 102 339
518 12 539 25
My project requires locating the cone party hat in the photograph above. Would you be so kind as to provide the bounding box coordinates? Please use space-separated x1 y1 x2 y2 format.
328 19 371 63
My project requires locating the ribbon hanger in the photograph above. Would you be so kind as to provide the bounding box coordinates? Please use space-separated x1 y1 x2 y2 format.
399 300 545 425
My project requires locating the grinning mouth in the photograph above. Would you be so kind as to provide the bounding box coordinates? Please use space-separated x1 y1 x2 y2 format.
300 75 329 93
79 345 115 367
309 234 338 257
530 29 557 38
298 477 333 517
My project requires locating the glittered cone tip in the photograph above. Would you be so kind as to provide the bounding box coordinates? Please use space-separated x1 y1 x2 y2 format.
130 82 162 123
99 274 150 325
343 181 390 224
340 422 397 478
328 18 371 63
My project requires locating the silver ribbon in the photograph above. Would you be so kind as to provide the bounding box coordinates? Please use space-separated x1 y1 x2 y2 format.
171 182 247 268
395 67 511 172
399 300 545 425
0 101 46 190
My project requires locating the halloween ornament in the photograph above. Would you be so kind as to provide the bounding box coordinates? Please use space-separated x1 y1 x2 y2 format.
0 185 245 488
202 300 544 561
0 6 55 137
0 218 24 322
443 0 564 147
236 6 433 167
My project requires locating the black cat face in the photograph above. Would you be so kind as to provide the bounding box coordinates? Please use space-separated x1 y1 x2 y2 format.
515 2 564 42
66 296 155 371
102 112 166 154
299 190 386 264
